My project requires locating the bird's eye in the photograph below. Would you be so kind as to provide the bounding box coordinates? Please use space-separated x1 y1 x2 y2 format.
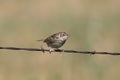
62 34 65 36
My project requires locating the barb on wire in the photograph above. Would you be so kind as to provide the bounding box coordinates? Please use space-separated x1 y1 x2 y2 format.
0 46 120 55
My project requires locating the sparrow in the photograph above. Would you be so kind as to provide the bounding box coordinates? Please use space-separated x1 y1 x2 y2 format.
37 32 69 52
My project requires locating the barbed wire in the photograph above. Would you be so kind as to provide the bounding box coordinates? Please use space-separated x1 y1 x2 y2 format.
0 46 120 55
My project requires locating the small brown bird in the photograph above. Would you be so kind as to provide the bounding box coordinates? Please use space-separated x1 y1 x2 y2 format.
37 32 69 52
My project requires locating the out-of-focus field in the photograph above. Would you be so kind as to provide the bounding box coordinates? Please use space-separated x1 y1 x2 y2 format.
0 0 120 80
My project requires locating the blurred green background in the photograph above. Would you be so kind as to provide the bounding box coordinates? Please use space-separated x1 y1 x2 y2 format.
0 0 120 80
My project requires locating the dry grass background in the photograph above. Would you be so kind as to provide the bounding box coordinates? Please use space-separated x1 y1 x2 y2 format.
0 0 120 80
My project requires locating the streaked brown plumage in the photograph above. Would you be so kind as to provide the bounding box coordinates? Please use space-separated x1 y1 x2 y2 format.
38 32 68 49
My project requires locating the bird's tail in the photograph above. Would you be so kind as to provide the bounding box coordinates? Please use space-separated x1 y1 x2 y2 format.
36 39 44 41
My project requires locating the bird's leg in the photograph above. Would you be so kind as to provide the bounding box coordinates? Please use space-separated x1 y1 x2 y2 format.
41 45 45 53
48 47 55 53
